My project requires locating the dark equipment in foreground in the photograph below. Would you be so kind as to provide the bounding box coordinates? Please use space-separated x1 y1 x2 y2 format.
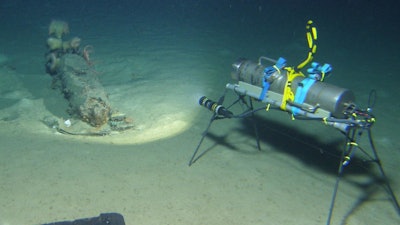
189 20 400 225
41 213 125 225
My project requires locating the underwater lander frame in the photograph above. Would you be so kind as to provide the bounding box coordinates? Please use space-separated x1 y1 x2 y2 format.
189 21 400 225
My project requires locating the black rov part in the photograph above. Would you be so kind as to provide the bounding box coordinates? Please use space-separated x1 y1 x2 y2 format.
41 213 125 225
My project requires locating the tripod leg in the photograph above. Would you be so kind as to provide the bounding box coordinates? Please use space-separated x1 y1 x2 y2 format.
326 129 354 225
188 115 216 166
248 97 261 150
252 119 261 151
368 130 400 214
326 150 347 225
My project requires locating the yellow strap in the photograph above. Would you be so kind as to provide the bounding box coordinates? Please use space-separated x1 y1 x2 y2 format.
347 142 358 147
265 104 271 112
320 72 326 82
273 65 281 74
368 117 376 123
342 155 351 165
280 68 304 111
296 20 318 70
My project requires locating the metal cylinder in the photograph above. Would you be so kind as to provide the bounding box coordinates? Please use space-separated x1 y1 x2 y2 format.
231 58 355 118
303 81 355 118
231 58 265 87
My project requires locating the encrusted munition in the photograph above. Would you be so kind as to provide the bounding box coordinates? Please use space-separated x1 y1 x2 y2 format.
44 21 134 135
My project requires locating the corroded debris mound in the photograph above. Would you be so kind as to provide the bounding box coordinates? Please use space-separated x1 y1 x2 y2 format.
45 54 134 135
44 20 134 135
59 54 110 127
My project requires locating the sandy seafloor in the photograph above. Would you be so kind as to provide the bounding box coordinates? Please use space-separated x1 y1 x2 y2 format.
0 1 399 225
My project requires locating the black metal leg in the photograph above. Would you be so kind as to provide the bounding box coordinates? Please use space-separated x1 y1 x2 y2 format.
368 130 400 214
188 114 216 166
326 128 400 224
326 132 350 225
248 97 261 150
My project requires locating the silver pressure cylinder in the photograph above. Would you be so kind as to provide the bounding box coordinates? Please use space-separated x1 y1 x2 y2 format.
231 59 355 118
